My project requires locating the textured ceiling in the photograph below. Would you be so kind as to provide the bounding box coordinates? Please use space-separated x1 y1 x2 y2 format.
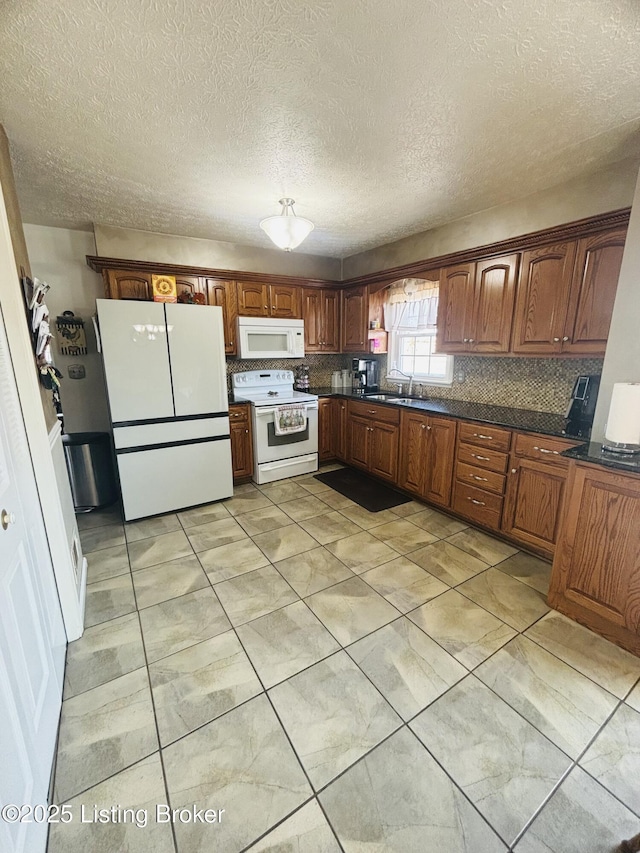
1 0 639 258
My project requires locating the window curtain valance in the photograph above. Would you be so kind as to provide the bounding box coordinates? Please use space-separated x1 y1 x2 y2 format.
384 278 439 332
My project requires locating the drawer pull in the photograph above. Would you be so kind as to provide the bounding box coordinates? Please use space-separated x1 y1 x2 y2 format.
533 446 559 455
468 498 486 506
471 453 490 461
471 475 488 482
473 433 493 440
421 424 426 430
368 409 377 414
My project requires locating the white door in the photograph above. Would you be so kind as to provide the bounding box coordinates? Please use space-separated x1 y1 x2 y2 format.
165 303 228 416
0 304 66 853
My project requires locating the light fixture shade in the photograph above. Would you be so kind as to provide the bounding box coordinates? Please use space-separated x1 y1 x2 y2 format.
260 198 314 251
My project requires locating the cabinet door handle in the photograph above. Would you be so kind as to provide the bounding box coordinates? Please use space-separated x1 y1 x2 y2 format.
468 498 486 506
229 340 234 346
471 475 488 482
264 304 268 309
272 305 276 310
562 336 569 342
473 433 493 440
463 338 469 343
245 429 249 434
368 409 377 414
533 446 559 455
471 453 490 461
511 468 517 474
553 337 560 342
421 424 426 429
468 338 474 343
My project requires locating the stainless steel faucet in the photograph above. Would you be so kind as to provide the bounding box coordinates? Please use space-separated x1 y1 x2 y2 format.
386 368 413 396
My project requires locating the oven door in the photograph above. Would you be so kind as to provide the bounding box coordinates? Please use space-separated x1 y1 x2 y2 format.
252 403 318 463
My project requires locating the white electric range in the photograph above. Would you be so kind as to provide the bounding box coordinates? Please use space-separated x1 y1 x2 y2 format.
232 370 319 484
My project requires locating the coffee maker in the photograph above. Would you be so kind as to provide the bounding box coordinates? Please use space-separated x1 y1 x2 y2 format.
351 358 379 394
564 375 600 438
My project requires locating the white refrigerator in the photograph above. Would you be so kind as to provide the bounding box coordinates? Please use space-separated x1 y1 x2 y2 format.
97 299 233 521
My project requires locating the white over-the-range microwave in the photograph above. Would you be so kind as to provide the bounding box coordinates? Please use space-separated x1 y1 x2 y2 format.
237 317 305 359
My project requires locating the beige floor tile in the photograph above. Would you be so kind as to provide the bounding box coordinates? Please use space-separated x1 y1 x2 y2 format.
214 564 298 626
149 631 262 745
163 695 311 853
514 767 639 853
269 651 401 789
495 551 552 595
445 528 518 565
409 540 489 586
458 567 549 631
317 490 359 510
476 635 618 758
339 504 400 530
85 544 130 584
298 510 363 544
75 505 122 531
389 499 428 517
325 531 398 574
361 556 448 613
628 681 640 712
124 513 181 543
185 515 248 553
139 587 231 663
248 800 340 852
225 490 274 516
258 480 310 504
297 476 333 495
64 613 145 699
408 589 517 669
198 538 270 583
84 573 136 628
306 576 400 646
274 546 354 597
48 754 173 853
177 501 230 529
319 728 507 851
580 703 640 815
54 668 157 803
409 507 468 538
128 529 193 570
80 523 125 553
131 554 209 609
236 505 292 536
525 610 640 699
237 600 340 687
370 518 438 554
411 675 571 846
252 523 318 562
281 494 339 522
349 618 467 720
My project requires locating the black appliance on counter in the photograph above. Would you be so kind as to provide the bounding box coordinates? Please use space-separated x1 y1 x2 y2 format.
564 374 600 438
352 358 379 393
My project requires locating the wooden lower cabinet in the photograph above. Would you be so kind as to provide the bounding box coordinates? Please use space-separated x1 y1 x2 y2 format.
548 462 640 656
347 415 371 469
333 398 348 461
398 410 456 507
229 404 253 482
452 423 511 530
346 401 399 482
318 397 335 462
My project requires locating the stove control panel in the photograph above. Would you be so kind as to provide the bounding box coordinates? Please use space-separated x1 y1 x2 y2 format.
233 370 294 389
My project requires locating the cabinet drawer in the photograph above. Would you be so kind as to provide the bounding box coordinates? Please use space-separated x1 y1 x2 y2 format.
348 399 400 425
459 422 511 452
457 442 509 473
456 462 506 495
513 432 580 467
453 482 503 529
229 404 250 424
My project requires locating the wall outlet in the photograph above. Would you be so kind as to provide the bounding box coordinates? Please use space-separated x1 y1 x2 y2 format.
456 369 465 383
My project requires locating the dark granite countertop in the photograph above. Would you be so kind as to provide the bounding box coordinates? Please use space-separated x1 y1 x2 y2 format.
311 387 584 440
562 442 640 474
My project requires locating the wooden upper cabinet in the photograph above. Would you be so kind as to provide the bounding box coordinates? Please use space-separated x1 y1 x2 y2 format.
437 264 475 353
302 287 340 352
175 275 205 301
562 227 626 354
204 278 238 355
270 284 300 318
104 270 153 300
511 241 577 354
236 281 301 318
471 254 518 352
237 281 269 316
341 285 369 352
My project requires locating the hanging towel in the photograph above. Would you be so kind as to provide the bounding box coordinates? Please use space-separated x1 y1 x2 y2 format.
274 404 307 436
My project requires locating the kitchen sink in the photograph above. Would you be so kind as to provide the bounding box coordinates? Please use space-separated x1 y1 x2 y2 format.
364 394 415 404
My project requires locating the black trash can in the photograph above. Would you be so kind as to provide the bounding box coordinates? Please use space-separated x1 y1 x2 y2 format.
62 432 118 511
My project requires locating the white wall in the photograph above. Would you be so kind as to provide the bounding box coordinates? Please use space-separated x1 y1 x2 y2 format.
592 169 640 442
23 225 111 433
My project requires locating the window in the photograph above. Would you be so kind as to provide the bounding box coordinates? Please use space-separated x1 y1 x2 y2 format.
389 328 453 385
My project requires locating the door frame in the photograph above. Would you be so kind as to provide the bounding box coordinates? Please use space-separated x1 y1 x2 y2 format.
0 175 84 640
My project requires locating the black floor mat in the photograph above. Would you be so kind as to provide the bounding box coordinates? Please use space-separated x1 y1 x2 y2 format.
314 467 411 512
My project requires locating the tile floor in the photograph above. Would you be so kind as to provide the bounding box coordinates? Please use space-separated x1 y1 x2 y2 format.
49 466 640 852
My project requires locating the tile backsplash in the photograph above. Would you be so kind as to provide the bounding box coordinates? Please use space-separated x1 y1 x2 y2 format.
227 353 603 415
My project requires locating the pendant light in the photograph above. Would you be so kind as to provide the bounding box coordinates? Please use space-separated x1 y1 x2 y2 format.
260 198 314 251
